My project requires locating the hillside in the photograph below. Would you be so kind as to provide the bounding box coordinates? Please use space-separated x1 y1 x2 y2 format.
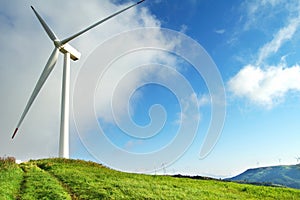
227 164 300 189
1 158 300 199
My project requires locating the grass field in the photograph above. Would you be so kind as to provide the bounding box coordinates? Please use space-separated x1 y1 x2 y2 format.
1 158 300 199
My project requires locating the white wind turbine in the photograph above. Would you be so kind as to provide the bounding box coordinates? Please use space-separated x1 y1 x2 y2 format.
12 0 145 159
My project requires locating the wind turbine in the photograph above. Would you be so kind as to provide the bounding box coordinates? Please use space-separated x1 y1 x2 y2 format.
12 0 146 159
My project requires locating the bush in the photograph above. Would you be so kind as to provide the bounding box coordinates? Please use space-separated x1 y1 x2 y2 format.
0 156 16 168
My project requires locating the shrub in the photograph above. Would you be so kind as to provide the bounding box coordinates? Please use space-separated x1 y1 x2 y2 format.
0 156 16 169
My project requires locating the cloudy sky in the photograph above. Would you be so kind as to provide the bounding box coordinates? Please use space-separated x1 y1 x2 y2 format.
1 0 300 178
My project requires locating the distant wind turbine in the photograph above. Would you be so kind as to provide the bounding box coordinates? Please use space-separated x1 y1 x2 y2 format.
296 157 300 163
12 0 146 159
161 163 167 175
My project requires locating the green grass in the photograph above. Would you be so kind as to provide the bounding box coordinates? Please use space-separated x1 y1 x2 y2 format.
0 158 23 200
19 162 71 200
1 158 300 199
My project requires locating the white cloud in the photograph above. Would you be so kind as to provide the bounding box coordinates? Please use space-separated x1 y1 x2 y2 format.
242 0 284 30
93 46 179 125
180 24 188 33
175 93 208 125
0 0 172 160
228 64 300 108
261 0 282 6
256 17 300 65
215 29 225 34
198 94 211 107
228 1 300 108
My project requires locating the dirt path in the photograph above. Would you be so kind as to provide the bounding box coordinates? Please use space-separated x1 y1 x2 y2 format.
16 163 75 200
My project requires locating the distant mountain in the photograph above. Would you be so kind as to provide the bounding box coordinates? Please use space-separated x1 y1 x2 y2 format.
227 164 300 189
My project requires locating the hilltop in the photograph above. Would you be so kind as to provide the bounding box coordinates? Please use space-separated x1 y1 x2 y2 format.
227 164 300 189
1 158 300 199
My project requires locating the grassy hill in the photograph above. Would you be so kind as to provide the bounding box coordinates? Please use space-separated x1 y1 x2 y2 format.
227 164 300 189
1 158 300 199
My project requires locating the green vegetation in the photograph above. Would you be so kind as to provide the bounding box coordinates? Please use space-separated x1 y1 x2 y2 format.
19 162 71 200
0 157 23 200
1 158 300 199
228 164 300 189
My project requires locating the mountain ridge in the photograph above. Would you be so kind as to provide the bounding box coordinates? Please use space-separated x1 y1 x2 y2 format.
227 164 300 189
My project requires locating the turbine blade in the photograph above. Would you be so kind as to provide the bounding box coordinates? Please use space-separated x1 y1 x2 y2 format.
61 0 146 45
31 6 58 41
12 48 59 139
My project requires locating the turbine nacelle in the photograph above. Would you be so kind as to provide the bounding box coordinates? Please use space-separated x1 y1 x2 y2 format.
52 40 80 61
59 43 81 61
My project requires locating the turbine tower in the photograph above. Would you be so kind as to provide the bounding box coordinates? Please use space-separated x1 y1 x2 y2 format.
12 0 145 159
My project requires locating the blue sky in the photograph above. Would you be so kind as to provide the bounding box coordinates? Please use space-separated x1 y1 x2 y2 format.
158 0 300 177
1 0 300 178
